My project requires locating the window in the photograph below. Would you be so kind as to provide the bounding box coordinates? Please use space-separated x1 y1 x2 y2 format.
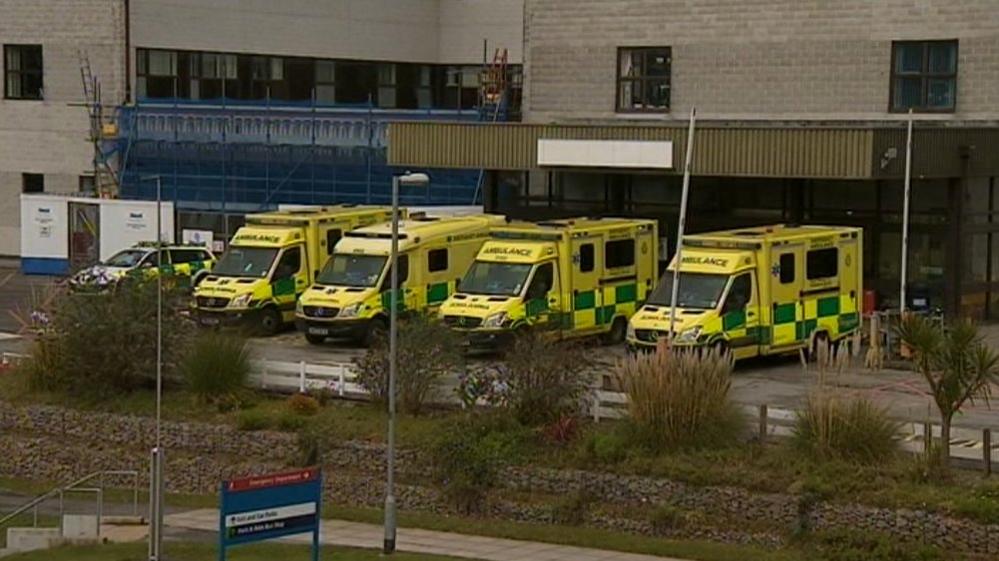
4 45 43 99
428 248 448 273
527 262 553 300
315 60 336 103
806 247 838 280
79 175 95 193
779 253 795 284
275 247 302 279
170 249 207 264
377 63 396 108
605 239 635 268
616 47 670 112
723 273 752 313
891 40 958 112
325 229 342 255
579 244 595 273
22 173 43 193
382 254 409 290
141 251 163 267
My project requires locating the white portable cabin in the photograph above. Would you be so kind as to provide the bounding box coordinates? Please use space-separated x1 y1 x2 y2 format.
20 194 175 275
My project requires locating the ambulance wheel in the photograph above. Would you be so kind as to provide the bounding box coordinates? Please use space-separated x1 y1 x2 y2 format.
305 332 326 345
360 317 387 347
603 317 628 345
810 332 833 362
711 339 729 357
258 307 282 336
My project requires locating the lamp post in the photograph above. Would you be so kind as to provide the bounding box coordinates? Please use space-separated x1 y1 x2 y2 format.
139 175 165 561
384 171 429 555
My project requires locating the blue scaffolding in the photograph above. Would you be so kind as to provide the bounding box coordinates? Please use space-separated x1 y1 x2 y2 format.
115 97 486 211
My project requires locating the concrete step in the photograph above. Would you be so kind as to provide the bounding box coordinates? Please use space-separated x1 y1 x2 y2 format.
61 514 98 540
5 527 61 553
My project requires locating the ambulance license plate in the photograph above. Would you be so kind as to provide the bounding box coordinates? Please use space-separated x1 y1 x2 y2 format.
308 327 329 336
200 317 220 326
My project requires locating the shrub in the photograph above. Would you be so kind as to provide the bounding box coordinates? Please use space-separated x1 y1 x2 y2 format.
550 490 591 526
430 413 531 513
542 415 580 447
353 314 464 415
615 347 741 450
792 394 900 464
495 332 590 426
180 331 250 406
235 409 271 431
578 426 631 464
287 394 321 416
24 282 189 397
275 411 308 431
648 504 684 535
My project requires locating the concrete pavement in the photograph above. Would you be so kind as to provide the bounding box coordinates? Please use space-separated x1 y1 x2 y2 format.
165 508 688 561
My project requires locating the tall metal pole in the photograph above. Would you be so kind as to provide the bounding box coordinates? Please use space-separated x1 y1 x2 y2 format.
384 175 399 554
899 108 914 315
668 107 698 341
148 176 164 561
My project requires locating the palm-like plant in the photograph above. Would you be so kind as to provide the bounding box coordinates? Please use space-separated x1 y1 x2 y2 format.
896 315 999 470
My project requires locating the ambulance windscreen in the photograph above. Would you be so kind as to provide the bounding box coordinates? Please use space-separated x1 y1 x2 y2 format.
459 261 532 296
317 254 387 287
648 272 729 310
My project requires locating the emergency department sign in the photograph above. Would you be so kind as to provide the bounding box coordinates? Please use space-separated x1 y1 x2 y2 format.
219 468 322 561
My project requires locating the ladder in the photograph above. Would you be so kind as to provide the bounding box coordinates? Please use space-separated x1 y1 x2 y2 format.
77 50 120 199
472 48 510 205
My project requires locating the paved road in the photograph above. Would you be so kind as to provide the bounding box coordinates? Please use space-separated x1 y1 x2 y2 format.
2 265 998 430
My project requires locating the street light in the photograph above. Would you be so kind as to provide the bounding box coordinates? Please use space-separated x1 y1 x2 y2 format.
139 175 165 561
384 171 429 555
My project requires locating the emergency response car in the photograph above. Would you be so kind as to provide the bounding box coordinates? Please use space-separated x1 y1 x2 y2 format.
69 243 215 292
295 214 505 345
194 206 395 334
627 224 863 360
439 217 658 347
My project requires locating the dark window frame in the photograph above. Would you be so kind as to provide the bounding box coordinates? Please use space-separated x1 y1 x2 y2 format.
325 229 342 256
4 44 43 100
605 238 636 269
806 247 839 280
579 243 595 273
779 253 795 284
427 248 448 273
22 173 43 194
889 39 958 113
615 46 671 113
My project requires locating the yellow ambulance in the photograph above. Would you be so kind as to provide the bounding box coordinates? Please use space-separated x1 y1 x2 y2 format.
439 217 659 347
295 214 505 345
627 224 863 360
194 205 395 334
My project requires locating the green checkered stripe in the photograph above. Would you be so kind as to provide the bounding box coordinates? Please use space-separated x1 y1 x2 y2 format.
570 282 639 328
762 295 859 345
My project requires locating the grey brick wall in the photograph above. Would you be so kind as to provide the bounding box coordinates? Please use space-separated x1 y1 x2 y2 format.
524 0 999 123
0 0 126 256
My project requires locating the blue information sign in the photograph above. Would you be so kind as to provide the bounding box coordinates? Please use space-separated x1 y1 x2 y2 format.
219 467 322 561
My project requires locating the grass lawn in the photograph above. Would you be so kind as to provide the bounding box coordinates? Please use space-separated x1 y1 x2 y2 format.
0 542 468 561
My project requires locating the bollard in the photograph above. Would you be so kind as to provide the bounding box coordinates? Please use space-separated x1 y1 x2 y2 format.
984 429 992 477
759 404 768 442
299 361 307 393
338 370 346 397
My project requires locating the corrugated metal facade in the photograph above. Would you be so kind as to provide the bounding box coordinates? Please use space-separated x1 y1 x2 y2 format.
389 122 875 178
389 122 999 179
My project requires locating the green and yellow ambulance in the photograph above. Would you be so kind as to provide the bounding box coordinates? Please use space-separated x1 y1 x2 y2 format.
68 243 215 292
627 224 863 360
439 217 659 347
194 206 395 334
295 214 505 345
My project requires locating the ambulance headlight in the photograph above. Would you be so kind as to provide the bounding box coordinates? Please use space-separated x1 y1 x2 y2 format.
626 322 636 340
295 299 304 313
230 293 252 308
482 312 508 328
339 302 362 318
676 326 702 343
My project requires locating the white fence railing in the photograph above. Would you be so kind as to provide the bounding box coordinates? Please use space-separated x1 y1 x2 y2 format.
591 389 997 472
249 359 367 398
